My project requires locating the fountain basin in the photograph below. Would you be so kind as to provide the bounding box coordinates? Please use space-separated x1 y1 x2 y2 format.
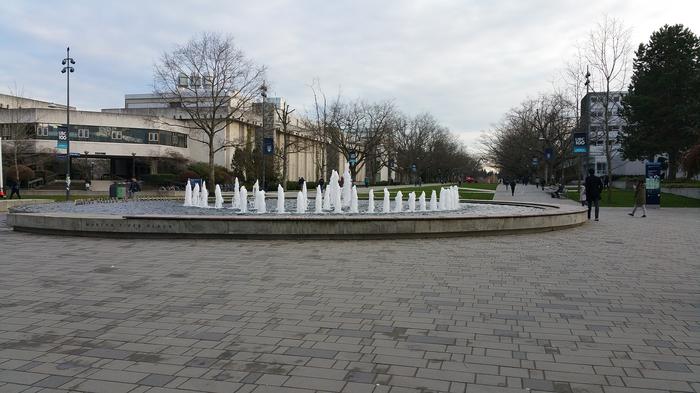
7 200 586 239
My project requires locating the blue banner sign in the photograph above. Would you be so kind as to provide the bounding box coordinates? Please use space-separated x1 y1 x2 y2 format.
263 138 274 155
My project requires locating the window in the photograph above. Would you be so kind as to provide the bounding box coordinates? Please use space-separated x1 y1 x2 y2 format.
37 125 49 137
613 95 620 102
111 130 123 140
608 125 620 132
591 110 603 117
148 132 159 142
78 128 89 138
596 162 607 173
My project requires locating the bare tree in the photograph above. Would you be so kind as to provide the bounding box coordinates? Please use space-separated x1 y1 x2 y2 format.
154 32 265 185
328 99 395 181
305 79 339 180
585 16 632 201
273 102 311 183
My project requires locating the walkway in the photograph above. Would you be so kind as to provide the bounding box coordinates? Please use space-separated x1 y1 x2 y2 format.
0 208 698 392
495 183 579 205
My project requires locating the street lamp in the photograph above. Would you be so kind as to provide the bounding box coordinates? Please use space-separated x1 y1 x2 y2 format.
131 152 136 178
61 47 75 200
259 82 268 191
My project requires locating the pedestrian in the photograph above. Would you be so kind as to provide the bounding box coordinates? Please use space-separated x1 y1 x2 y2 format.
109 181 118 200
128 178 141 199
540 178 546 190
585 168 603 221
317 177 325 191
579 184 586 206
628 178 647 217
603 175 609 190
298 177 305 189
8 179 21 199
509 179 516 196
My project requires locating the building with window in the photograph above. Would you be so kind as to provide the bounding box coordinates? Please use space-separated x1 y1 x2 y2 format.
580 91 645 177
0 94 189 181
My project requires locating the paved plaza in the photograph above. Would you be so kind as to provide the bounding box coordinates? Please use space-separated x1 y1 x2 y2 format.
0 190 699 393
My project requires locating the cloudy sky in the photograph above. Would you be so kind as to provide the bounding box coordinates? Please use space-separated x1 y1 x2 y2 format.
1 0 699 151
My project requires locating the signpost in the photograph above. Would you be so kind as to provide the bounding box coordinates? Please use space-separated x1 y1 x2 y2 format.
531 157 539 166
572 132 587 154
263 137 274 156
349 150 357 166
544 147 554 160
645 162 662 207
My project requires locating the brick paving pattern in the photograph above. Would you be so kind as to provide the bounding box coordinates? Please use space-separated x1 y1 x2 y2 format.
0 195 699 392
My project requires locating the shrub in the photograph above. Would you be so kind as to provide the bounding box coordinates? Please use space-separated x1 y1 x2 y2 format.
4 165 35 182
178 170 200 183
142 173 178 187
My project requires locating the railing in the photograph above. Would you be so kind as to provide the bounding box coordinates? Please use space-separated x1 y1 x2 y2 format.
27 178 45 188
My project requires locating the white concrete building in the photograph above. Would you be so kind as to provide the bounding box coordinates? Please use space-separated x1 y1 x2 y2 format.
581 91 646 177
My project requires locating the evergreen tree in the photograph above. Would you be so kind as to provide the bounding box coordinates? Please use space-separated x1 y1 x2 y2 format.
621 24 700 179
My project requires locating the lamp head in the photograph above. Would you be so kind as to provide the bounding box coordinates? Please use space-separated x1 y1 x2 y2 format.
70 59 75 64
61 68 67 74
62 59 67 65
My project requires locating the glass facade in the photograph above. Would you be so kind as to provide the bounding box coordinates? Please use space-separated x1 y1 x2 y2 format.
30 123 187 148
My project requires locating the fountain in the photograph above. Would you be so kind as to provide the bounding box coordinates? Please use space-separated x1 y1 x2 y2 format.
277 184 285 214
7 167 587 239
302 181 308 208
200 181 209 208
350 186 359 213
184 180 193 206
254 190 266 213
231 178 240 209
252 180 259 196
192 183 200 207
418 191 426 212
382 188 391 213
408 192 416 212
315 186 323 213
341 165 352 207
394 191 403 213
296 191 306 213
430 190 438 211
214 185 224 209
239 186 248 213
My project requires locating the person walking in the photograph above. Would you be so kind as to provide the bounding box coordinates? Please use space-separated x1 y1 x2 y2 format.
8 179 21 199
509 179 516 196
585 168 603 221
579 184 586 207
629 178 647 217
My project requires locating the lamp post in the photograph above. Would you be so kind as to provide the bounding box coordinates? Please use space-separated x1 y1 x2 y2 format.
61 47 75 201
131 152 136 178
259 82 267 191
0 136 4 198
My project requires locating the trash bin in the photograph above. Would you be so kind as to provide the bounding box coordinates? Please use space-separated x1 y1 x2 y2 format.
116 184 126 199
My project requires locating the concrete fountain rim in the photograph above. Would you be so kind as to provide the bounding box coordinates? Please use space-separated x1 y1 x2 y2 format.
6 199 587 239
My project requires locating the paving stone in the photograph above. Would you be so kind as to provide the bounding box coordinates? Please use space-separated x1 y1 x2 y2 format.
1 205 699 393
284 347 338 359
137 374 175 387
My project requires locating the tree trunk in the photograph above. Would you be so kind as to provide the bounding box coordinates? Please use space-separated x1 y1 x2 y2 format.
13 143 20 187
282 133 288 185
209 134 216 187
668 152 678 180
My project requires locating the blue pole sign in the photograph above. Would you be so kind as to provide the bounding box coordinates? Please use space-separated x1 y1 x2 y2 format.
544 147 554 160
349 150 357 165
645 162 661 206
263 138 274 155
573 132 587 154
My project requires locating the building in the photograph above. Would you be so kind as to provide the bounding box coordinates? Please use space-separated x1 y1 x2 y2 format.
0 94 189 183
580 91 645 177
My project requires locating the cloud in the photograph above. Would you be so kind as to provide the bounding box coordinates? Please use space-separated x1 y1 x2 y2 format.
1 0 698 152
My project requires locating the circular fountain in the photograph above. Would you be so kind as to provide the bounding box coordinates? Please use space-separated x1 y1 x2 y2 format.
6 167 586 239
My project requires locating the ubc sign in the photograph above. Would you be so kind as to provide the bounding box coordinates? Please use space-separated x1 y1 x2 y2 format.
573 132 587 154
645 163 662 206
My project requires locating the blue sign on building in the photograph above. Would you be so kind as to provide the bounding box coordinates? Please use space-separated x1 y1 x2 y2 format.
544 147 554 160
263 138 274 155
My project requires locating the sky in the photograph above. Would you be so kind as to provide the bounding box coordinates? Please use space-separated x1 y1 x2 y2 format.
1 0 699 153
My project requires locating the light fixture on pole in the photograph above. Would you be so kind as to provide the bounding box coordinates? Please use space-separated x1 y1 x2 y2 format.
259 82 267 191
61 47 75 201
